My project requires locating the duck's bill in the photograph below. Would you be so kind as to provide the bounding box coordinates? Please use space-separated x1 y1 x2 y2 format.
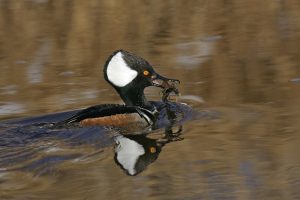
151 74 180 102
151 74 180 89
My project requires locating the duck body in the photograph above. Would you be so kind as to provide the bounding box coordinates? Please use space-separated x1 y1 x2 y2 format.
55 49 185 131
56 101 193 131
58 104 156 128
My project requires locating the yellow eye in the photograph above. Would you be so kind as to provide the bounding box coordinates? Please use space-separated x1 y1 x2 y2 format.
149 147 156 153
143 70 150 76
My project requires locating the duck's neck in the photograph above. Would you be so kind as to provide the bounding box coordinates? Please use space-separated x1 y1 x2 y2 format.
118 87 151 109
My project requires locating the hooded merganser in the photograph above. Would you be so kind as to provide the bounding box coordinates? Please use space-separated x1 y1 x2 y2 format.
57 49 180 129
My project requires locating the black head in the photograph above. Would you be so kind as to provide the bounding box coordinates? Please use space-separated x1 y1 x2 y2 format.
103 50 179 108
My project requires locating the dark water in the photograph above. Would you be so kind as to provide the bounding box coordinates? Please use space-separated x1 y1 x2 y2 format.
1 1 300 199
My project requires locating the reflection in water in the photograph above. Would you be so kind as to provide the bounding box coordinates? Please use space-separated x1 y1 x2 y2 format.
114 125 183 176
0 102 26 116
290 78 300 83
27 40 51 84
175 36 222 69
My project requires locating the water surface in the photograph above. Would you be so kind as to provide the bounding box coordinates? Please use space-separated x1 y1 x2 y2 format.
0 1 300 200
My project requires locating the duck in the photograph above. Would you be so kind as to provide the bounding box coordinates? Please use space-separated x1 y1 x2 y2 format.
56 49 181 130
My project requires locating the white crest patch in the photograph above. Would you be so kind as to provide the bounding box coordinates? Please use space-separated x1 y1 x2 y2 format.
114 135 145 175
106 52 138 87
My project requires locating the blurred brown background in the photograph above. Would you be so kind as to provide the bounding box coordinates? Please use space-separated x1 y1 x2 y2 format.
1 0 299 118
0 1 300 200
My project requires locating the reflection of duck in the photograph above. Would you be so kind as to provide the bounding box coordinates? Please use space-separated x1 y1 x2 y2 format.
114 126 183 176
56 50 182 130
114 98 184 176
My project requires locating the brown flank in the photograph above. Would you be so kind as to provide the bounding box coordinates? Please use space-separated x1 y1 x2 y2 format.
79 113 144 127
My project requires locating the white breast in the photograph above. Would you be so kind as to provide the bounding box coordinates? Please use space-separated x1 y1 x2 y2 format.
106 52 138 87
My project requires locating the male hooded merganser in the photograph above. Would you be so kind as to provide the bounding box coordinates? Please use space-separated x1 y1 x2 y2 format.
57 49 180 129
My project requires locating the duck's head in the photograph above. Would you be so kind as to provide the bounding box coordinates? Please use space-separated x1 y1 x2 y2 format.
103 49 179 108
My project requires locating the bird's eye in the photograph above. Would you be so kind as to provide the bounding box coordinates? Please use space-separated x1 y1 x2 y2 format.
149 147 156 153
143 70 150 76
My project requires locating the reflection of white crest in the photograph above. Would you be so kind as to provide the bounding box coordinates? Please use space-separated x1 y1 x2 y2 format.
114 135 145 175
106 52 138 87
